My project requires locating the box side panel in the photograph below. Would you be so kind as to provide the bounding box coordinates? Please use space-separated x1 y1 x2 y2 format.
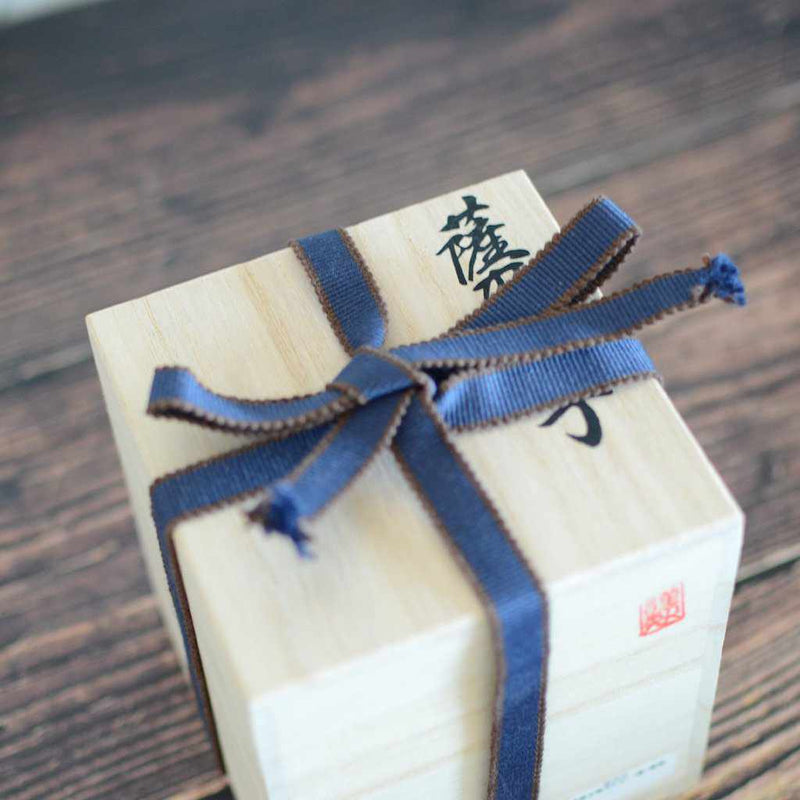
684 513 744 782
178 522 272 800
87 317 186 660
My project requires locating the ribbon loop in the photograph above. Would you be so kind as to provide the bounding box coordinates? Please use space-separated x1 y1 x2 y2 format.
328 347 431 404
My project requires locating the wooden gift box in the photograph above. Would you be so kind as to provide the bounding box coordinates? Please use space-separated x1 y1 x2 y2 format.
87 172 742 800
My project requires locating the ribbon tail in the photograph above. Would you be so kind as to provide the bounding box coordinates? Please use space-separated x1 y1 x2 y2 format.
394 255 745 368
248 390 413 555
436 338 656 430
393 394 548 800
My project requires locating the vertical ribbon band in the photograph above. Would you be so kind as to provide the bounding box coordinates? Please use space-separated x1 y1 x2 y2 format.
146 198 745 799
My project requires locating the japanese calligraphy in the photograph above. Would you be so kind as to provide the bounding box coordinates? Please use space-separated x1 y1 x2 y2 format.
437 195 531 298
538 391 613 448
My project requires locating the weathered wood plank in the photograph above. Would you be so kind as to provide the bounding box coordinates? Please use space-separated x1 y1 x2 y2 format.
1 0 797 796
0 594 219 800
0 364 218 798
2 0 797 578
684 564 800 799
1 0 796 389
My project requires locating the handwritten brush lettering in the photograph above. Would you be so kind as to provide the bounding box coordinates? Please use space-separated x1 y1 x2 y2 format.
438 195 531 297
538 391 613 448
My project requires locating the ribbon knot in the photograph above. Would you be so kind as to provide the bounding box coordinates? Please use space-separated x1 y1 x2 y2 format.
328 346 434 405
147 197 744 800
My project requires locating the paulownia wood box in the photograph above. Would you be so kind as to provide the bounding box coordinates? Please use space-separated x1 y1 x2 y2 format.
87 172 742 800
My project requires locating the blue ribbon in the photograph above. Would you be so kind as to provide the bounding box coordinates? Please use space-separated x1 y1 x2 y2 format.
147 197 745 799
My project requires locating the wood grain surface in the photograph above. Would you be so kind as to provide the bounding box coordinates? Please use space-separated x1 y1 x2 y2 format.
1 0 798 797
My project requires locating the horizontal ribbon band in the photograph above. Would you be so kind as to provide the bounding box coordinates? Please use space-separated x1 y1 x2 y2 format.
147 196 745 799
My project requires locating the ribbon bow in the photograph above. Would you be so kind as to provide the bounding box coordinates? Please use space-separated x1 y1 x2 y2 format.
148 197 744 799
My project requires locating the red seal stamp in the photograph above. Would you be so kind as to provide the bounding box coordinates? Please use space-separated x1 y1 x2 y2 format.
639 582 686 637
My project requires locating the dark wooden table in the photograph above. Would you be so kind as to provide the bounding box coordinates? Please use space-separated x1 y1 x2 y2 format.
2 1 799 797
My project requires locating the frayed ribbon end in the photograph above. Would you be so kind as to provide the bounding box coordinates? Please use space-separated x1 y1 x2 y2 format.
247 484 314 558
703 253 746 306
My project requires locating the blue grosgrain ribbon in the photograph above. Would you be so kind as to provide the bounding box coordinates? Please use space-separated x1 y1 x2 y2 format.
147 198 745 799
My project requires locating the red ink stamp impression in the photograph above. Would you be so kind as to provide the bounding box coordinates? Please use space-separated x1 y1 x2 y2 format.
639 582 686 637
